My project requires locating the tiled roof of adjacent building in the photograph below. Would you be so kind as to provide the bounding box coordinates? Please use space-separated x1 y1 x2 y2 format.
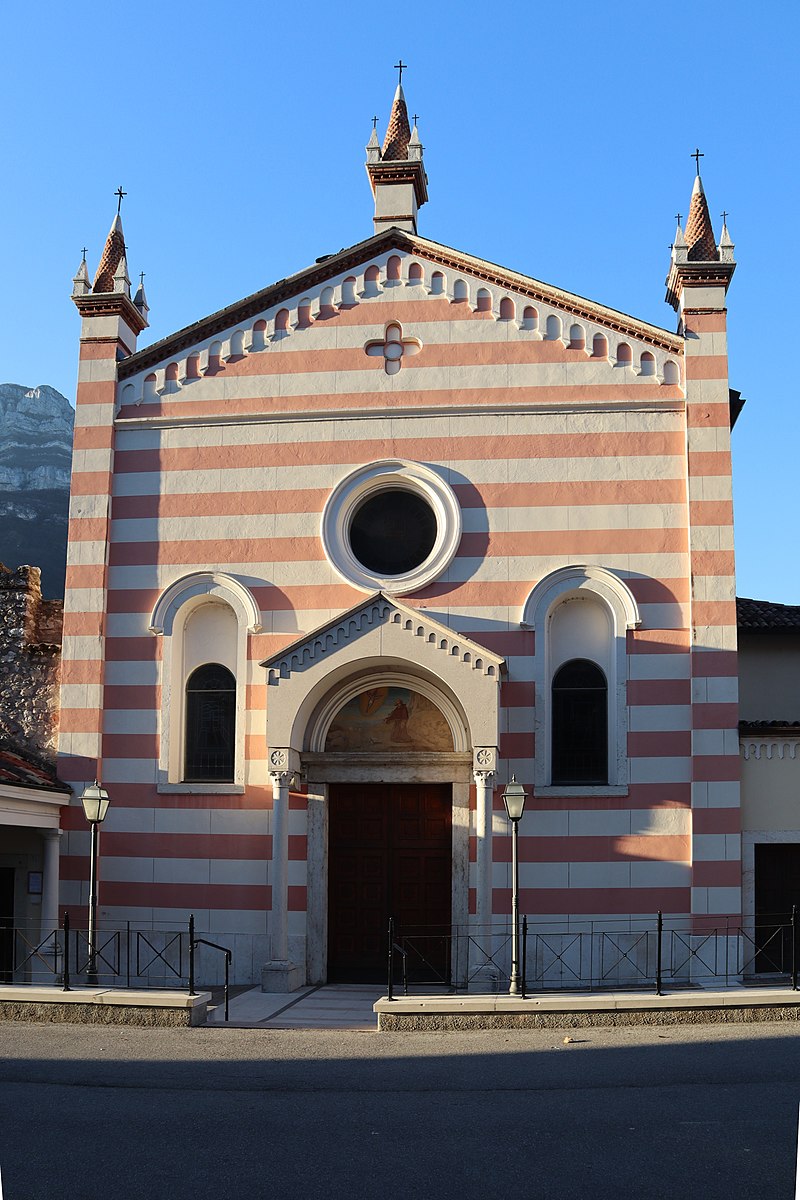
737 597 800 631
0 746 71 792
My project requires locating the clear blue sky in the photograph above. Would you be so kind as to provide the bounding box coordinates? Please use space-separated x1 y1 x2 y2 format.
1 1 797 601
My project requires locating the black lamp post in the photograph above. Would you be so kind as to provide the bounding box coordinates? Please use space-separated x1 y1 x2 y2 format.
502 774 527 995
80 781 110 985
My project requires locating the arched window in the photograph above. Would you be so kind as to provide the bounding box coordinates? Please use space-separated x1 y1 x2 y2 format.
208 341 223 372
476 287 492 312
569 324 586 350
387 255 402 281
522 305 538 331
297 299 312 328
165 363 179 393
341 276 357 306
616 342 632 366
319 287 336 317
522 566 641 793
149 573 261 792
275 309 290 334
551 659 608 785
364 265 381 296
663 359 680 386
453 279 469 303
184 664 236 782
499 297 515 320
546 314 563 341
430 271 445 295
186 354 200 379
640 351 656 376
592 333 608 359
251 320 267 351
408 262 424 285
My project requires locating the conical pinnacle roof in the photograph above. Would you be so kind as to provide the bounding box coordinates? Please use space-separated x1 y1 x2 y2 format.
382 83 411 161
685 175 719 262
93 212 126 293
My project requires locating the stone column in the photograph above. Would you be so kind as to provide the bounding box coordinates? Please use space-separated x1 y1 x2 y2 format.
40 828 62 936
262 768 304 993
35 828 62 981
305 783 329 985
473 769 495 941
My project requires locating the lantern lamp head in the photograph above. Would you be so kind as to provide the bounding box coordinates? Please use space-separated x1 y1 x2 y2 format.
80 780 111 824
502 774 527 822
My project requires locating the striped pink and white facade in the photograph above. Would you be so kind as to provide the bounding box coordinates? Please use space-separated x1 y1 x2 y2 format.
57 212 740 985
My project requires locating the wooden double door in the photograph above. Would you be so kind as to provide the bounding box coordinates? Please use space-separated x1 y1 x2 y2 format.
327 783 452 982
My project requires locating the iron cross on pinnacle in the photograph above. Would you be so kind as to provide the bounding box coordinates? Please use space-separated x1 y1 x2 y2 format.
721 210 729 224
115 186 127 213
394 60 407 85
372 116 378 129
691 148 704 175
674 213 683 225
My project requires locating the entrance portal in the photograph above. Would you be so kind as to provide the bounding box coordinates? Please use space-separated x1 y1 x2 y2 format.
327 783 452 982
754 842 800 973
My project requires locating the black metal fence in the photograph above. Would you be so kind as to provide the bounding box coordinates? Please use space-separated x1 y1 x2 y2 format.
387 909 800 997
0 912 232 1012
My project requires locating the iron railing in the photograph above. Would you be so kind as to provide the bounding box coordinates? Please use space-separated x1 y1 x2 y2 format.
0 912 232 1006
386 908 800 997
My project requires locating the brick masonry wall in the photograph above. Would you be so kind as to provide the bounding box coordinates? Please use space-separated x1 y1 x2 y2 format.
0 563 63 763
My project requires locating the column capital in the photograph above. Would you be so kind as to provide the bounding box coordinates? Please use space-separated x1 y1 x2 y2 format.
473 746 498 774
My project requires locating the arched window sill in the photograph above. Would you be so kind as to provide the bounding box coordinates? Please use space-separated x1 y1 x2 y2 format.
157 782 245 795
534 784 629 798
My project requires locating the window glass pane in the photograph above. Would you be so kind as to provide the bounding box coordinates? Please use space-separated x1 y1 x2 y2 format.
349 489 437 575
552 659 607 785
185 663 236 782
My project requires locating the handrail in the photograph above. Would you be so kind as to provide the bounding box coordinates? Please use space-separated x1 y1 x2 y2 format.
189 914 232 1021
386 917 409 1001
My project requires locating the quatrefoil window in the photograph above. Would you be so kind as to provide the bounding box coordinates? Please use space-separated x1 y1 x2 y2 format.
365 322 422 375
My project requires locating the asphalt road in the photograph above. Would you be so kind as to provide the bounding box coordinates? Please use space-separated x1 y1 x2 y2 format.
1 1020 799 1199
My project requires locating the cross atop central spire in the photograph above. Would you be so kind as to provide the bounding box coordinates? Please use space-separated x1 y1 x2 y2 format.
394 59 407 85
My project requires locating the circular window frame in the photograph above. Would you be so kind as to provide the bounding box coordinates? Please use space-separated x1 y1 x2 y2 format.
321 459 462 595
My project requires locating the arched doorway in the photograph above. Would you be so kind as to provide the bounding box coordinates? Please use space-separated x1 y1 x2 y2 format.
322 685 455 981
260 593 505 991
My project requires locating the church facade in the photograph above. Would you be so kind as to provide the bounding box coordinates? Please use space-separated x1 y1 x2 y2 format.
57 82 742 988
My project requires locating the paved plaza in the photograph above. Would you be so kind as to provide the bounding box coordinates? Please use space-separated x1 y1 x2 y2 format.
207 984 385 1029
1 1018 799 1199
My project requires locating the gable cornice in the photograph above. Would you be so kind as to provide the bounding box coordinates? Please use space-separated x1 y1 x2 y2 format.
119 230 682 378
260 591 505 683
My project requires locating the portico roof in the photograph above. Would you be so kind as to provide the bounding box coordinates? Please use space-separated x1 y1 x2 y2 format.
260 593 505 756
260 591 505 680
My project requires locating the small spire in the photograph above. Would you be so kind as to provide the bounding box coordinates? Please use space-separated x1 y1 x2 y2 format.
71 249 91 298
685 172 719 261
408 119 422 161
382 82 411 161
93 210 127 293
719 211 733 246
133 270 149 320
113 250 131 297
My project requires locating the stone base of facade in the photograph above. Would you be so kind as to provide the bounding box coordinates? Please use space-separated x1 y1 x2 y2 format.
0 986 210 1026
261 959 305 993
375 988 800 1031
